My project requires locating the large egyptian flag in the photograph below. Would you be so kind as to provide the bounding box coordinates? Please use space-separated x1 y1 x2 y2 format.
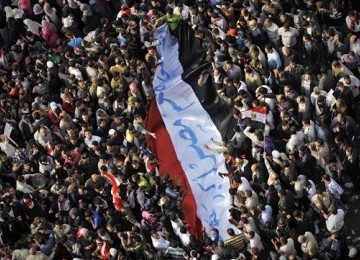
146 22 235 240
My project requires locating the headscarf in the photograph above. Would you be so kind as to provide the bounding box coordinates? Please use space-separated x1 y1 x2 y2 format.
68 0 77 9
41 20 57 33
23 19 42 36
4 6 13 20
80 4 92 16
44 3 60 27
12 8 24 19
33 3 43 15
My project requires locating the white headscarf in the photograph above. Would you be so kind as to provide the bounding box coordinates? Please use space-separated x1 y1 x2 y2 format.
80 4 92 16
23 19 42 36
67 0 77 9
44 2 60 28
4 6 14 20
12 8 24 19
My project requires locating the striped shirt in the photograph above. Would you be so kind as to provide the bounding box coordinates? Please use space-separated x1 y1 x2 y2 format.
225 233 246 251
165 246 186 259
326 179 344 199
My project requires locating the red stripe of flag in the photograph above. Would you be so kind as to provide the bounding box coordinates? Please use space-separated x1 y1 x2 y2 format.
102 171 123 211
146 99 203 239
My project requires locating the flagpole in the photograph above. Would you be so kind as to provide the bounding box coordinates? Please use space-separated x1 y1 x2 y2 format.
263 107 266 154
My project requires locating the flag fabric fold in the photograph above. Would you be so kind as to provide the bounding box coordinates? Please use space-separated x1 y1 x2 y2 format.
177 21 236 139
146 23 232 239
102 171 123 212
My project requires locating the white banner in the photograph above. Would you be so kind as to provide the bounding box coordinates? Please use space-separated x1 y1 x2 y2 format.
153 24 232 240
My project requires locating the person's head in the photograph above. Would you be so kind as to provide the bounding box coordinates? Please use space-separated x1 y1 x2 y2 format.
330 3 338 13
248 20 257 30
84 129 92 139
298 235 307 243
251 163 258 173
336 81 345 92
247 231 255 239
330 207 338 215
283 23 290 32
330 232 340 241
293 210 303 220
316 95 326 106
282 120 290 130
278 188 286 197
245 190 252 198
39 126 47 136
150 230 160 239
336 113 345 124
227 228 235 236
322 174 331 183
263 18 273 28
225 60 233 70
264 44 273 53
165 7 173 17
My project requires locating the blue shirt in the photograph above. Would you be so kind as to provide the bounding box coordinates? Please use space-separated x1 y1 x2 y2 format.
68 37 83 50
92 210 103 229
267 49 282 70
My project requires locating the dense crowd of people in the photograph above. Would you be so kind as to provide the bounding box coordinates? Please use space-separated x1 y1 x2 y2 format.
0 0 359 259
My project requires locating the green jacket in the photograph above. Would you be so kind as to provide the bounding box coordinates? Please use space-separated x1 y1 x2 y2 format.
156 14 181 31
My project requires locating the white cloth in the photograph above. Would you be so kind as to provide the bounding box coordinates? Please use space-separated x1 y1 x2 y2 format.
151 232 170 250
237 177 253 193
339 75 360 98
84 135 101 148
179 231 191 247
68 67 83 81
280 238 297 257
23 19 42 36
0 140 15 156
171 219 184 237
249 232 264 251
326 209 345 232
286 131 305 152
173 4 189 20
260 205 273 225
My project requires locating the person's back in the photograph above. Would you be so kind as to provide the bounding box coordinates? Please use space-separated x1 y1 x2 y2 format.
225 232 246 252
12 246 29 260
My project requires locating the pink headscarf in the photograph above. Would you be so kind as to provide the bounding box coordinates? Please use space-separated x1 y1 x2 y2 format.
41 20 57 33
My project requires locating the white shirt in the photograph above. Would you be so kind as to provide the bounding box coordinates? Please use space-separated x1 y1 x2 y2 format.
260 205 273 225
151 232 170 250
280 238 297 257
339 75 360 98
310 90 327 105
0 140 15 156
237 177 253 193
303 120 317 143
179 231 191 247
306 179 317 200
244 126 263 147
84 135 102 148
278 27 299 47
346 16 360 32
68 66 83 81
350 41 360 56
264 23 279 43
174 5 189 20
171 219 184 237
11 248 29 260
249 232 264 251
286 131 305 152
16 180 35 194
326 209 345 232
